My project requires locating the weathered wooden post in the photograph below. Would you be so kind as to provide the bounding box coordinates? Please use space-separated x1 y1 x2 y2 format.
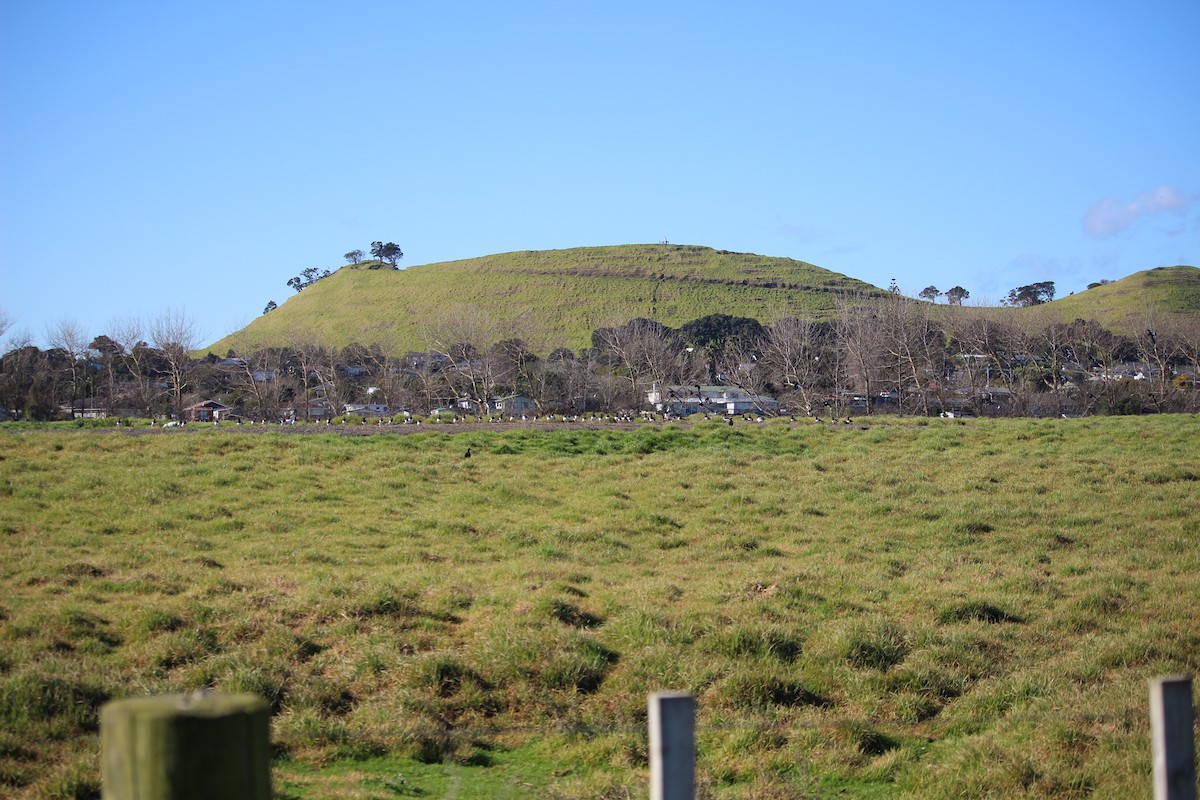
1151 676 1196 800
101 692 271 800
649 691 695 800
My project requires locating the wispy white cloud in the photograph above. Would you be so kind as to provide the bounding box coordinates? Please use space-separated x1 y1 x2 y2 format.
775 220 826 243
822 244 864 257
1006 254 1089 293
1083 185 1190 239
1010 254 1061 271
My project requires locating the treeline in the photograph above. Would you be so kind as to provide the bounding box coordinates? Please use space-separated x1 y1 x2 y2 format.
2 297 1199 421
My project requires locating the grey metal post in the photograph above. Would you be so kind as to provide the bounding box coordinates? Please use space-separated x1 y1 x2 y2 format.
1150 675 1196 800
649 691 694 800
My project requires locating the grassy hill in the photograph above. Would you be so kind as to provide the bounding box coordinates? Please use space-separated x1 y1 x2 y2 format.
1033 265 1200 329
208 244 889 355
208 246 1200 356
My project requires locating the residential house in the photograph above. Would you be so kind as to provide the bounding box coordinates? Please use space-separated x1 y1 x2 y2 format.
186 400 234 422
495 394 537 415
344 403 391 417
647 384 778 416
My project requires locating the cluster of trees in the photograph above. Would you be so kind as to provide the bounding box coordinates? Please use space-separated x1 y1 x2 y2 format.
286 267 333 294
919 286 970 305
265 241 405 317
1004 281 1057 307
3 295 1198 423
0 311 200 421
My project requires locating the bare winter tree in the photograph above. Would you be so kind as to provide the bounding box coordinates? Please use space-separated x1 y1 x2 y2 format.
715 340 776 413
110 316 158 416
592 370 628 412
1029 309 1077 417
490 338 540 399
593 317 683 403
149 309 199 420
88 333 125 415
758 317 828 414
286 337 323 420
943 308 1011 415
1132 314 1186 413
289 337 347 421
45 318 91 418
875 294 942 415
224 336 286 418
1173 318 1200 413
834 297 885 414
1066 318 1129 415
0 307 12 342
349 341 408 415
532 347 588 413
425 306 515 414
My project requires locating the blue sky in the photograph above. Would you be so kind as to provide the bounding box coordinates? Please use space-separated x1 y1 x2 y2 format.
2 1 1197 350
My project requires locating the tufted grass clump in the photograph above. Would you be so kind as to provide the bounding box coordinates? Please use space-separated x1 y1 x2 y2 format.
937 601 1024 625
841 619 910 672
702 625 803 662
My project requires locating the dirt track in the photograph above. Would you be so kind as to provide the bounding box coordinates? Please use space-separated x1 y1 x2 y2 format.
101 420 653 436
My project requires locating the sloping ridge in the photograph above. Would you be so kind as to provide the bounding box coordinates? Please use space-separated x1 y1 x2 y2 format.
209 244 887 355
1041 265 1200 330
209 247 1199 356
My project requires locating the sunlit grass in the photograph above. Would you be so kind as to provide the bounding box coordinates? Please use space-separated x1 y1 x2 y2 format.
207 243 886 354
1 416 1198 798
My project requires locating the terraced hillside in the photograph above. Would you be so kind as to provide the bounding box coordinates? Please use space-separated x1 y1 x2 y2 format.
208 246 1200 358
208 244 888 355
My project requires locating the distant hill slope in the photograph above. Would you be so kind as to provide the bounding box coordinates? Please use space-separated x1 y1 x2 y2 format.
208 247 1199 356
1033 266 1200 330
209 244 889 355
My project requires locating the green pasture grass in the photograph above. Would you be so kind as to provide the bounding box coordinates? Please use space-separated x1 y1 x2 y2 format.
208 243 887 355
1044 265 1200 328
1 416 1198 798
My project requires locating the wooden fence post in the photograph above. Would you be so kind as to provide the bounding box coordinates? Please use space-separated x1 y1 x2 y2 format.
1150 675 1196 800
101 692 272 800
649 691 694 800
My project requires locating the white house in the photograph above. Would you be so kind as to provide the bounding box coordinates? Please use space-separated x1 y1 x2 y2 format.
647 384 778 416
343 403 390 417
495 395 537 415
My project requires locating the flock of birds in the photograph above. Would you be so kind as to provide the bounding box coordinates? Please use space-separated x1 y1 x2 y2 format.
154 409 871 428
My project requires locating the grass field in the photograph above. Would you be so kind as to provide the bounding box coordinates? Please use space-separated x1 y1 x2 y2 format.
1 417 1198 798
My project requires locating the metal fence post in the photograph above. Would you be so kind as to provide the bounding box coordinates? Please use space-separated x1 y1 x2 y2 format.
649 691 694 800
1150 675 1196 800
